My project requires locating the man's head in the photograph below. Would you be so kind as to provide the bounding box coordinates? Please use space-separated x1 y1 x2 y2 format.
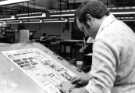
75 0 109 38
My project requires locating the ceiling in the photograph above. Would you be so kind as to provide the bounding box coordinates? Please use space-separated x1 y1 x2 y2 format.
0 0 86 19
0 0 135 23
0 0 134 16
0 0 84 23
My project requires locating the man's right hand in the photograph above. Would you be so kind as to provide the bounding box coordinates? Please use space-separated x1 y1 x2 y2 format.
71 75 90 88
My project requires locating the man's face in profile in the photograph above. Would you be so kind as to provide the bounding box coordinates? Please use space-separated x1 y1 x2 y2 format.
76 18 97 38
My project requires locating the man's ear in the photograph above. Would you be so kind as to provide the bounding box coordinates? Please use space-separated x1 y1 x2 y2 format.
86 14 92 21
86 13 96 23
85 14 93 28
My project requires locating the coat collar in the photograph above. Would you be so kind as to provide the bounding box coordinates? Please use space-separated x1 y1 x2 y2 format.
96 14 117 38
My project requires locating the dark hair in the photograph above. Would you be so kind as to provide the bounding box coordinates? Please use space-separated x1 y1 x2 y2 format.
75 0 109 24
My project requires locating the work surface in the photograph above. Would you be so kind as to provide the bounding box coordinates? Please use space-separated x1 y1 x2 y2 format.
0 42 88 93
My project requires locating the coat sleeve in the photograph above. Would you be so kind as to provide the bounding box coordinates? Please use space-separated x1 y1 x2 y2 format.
85 40 119 93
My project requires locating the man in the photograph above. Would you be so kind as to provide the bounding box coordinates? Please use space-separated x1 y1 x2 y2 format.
60 0 135 93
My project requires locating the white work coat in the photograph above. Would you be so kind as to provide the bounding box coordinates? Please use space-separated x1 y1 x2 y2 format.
85 14 135 93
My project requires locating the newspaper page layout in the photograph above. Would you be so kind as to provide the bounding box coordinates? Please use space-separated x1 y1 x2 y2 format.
2 48 76 93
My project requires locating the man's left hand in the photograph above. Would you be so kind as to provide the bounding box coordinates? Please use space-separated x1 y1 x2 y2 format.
69 87 89 93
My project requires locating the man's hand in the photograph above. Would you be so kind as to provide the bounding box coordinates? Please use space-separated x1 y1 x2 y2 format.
71 75 90 88
69 87 89 93
71 77 89 88
58 81 89 93
58 81 74 93
58 76 90 93
58 73 91 93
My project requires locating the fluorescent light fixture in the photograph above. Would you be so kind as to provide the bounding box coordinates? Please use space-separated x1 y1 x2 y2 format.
109 6 135 10
16 12 42 17
111 12 135 15
0 17 12 21
23 21 42 24
50 14 75 17
18 15 46 19
0 0 30 6
49 9 76 13
0 15 16 21
44 20 67 23
18 13 46 19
